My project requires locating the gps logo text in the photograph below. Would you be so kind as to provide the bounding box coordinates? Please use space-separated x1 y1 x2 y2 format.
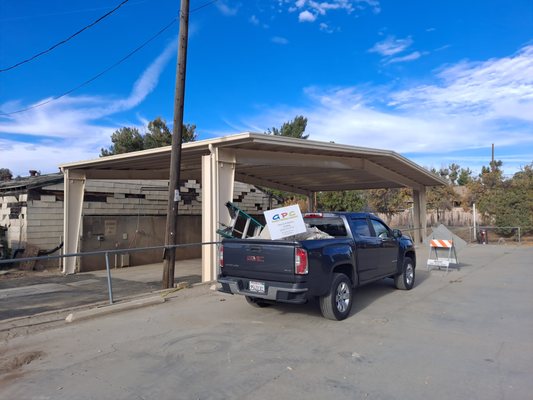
271 211 297 221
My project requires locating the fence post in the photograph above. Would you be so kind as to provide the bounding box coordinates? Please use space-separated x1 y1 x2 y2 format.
105 252 114 305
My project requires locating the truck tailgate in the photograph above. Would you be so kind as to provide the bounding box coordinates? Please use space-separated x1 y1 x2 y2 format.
221 240 298 282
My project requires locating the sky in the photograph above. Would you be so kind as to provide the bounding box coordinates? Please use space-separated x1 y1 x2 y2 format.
1 0 532 178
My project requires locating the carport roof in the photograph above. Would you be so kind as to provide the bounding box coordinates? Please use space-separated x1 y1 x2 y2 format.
59 132 446 194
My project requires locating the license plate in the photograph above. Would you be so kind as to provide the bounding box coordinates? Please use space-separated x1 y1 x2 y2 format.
249 281 265 293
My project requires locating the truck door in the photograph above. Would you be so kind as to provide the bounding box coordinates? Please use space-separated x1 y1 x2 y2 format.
349 217 382 282
369 218 399 276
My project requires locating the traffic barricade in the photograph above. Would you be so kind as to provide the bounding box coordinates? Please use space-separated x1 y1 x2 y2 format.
427 239 458 272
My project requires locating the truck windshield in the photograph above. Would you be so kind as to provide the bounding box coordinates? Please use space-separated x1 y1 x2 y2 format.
304 217 347 237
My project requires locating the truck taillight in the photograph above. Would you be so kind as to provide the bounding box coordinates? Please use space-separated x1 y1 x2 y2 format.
218 245 224 268
304 213 323 218
295 248 308 275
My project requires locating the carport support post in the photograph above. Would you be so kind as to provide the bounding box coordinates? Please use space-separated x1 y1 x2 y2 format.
62 169 86 274
307 192 315 212
201 148 235 282
412 187 427 244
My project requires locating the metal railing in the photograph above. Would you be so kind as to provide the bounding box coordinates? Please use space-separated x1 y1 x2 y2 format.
0 241 221 305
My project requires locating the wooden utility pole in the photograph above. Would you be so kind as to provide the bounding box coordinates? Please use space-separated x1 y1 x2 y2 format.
162 0 190 289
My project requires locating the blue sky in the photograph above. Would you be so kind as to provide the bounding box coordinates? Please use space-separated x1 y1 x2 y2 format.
1 0 532 178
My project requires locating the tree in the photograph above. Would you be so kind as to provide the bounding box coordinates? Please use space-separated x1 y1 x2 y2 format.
266 115 309 139
457 168 473 186
261 116 309 201
479 160 503 189
448 163 460 185
317 191 366 212
365 188 412 216
0 168 13 181
100 117 197 157
426 184 459 221
100 127 144 156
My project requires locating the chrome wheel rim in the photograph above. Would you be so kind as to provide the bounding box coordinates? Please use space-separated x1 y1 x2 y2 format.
405 263 414 286
335 282 350 313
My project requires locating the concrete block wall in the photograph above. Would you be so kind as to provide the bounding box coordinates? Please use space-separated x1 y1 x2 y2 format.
1 178 279 269
27 199 64 250
0 193 28 248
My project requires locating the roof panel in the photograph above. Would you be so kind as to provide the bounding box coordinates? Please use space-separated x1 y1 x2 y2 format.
59 133 446 191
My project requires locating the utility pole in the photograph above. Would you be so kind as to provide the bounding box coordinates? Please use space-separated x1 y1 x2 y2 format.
162 0 190 289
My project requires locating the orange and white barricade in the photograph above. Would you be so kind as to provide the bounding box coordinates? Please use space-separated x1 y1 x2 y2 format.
427 239 458 272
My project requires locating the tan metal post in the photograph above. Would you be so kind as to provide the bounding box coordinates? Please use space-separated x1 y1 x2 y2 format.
62 169 86 274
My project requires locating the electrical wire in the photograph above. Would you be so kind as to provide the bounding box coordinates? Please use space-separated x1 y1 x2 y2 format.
0 0 219 116
0 0 131 73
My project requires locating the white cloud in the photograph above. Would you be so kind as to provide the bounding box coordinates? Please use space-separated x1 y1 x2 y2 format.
0 42 176 176
216 1 239 16
225 45 533 174
249 15 259 25
286 0 379 23
387 51 422 64
369 35 413 56
319 22 336 33
272 36 289 45
0 139 106 176
390 45 533 121
298 10 316 22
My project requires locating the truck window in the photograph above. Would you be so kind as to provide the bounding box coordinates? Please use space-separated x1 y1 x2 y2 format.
304 217 347 237
350 218 371 237
370 219 391 239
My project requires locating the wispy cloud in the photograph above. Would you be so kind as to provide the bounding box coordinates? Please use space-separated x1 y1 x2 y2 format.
369 35 413 56
387 51 422 64
319 22 335 33
272 36 289 45
389 45 533 121
249 15 259 25
224 45 533 174
216 1 239 16
0 42 177 175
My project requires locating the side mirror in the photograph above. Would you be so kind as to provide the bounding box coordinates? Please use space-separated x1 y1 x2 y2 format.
392 229 402 238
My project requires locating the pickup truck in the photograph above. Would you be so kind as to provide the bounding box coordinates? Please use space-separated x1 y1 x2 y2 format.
218 212 416 321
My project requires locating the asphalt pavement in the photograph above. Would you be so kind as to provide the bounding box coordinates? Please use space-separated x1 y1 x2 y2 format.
0 244 532 400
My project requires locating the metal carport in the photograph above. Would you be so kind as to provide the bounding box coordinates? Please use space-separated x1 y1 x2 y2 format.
59 132 446 281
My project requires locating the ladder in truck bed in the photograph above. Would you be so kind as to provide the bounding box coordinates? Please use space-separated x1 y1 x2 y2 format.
217 202 264 239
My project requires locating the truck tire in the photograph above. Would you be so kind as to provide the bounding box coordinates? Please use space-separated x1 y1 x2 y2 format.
394 257 415 290
319 273 353 321
245 296 270 308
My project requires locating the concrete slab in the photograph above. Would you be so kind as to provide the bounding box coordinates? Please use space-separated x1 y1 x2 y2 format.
65 296 166 323
0 283 71 299
0 259 201 321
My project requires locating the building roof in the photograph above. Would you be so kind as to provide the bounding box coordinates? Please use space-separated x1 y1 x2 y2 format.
60 133 447 194
0 173 64 195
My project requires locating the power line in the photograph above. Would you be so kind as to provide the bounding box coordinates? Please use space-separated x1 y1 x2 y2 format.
0 0 219 116
0 0 131 73
0 17 178 116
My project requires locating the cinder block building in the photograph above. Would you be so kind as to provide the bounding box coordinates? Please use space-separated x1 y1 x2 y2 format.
0 173 278 271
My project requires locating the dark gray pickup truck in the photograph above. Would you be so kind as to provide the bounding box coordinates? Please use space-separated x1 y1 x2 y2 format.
218 212 416 321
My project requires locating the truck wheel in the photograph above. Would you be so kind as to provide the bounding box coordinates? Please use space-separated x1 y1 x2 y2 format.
394 257 415 290
245 296 270 308
319 273 353 321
